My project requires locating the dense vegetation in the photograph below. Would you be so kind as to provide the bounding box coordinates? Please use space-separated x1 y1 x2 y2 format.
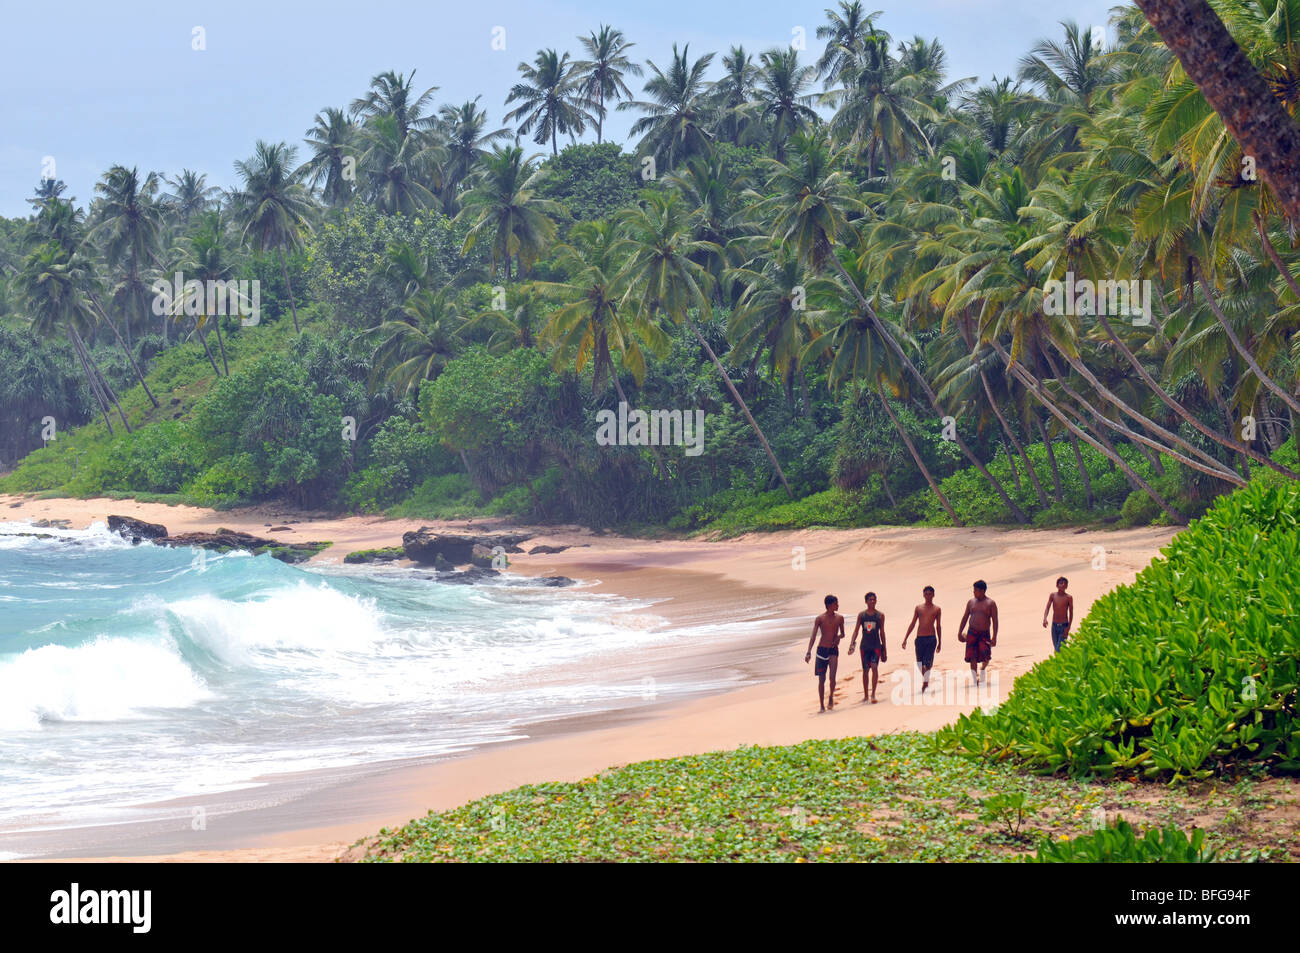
939 477 1300 779
3 2 1299 533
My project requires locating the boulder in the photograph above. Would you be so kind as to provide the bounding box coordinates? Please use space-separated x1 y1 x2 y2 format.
437 566 502 585
162 529 329 564
533 575 576 587
402 529 534 566
108 515 169 542
470 544 499 568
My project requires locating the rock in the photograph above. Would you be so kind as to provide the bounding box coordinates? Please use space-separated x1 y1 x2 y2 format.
108 515 169 542
402 529 534 566
161 529 330 564
433 553 455 573
342 546 405 564
528 544 569 555
470 544 498 568
437 566 501 585
268 526 293 533
533 576 576 587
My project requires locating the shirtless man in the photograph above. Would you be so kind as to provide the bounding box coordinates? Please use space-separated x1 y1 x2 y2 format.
848 592 886 704
957 580 998 686
1042 576 1074 653
805 594 845 711
902 585 942 693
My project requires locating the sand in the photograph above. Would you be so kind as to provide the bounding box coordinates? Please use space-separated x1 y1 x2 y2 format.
0 493 1177 862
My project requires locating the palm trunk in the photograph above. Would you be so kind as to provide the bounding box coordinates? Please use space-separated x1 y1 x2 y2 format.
998 340 1185 524
1096 311 1297 479
1195 261 1300 417
1068 431 1095 507
876 380 960 525
880 472 898 507
829 255 1028 522
1255 211 1300 301
1003 439 1022 490
72 326 130 433
1135 0 1300 221
70 326 115 434
1036 416 1065 503
278 248 301 334
90 295 159 408
681 311 793 497
211 311 230 376
982 365 1048 506
196 317 222 378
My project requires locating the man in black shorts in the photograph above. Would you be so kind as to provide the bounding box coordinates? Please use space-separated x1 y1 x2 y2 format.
848 592 886 704
902 585 942 694
805 595 845 711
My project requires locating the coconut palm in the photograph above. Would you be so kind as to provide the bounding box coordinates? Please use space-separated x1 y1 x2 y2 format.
755 48 820 162
437 98 510 213
350 70 440 142
230 140 314 333
575 25 642 144
456 146 563 279
815 1 883 88
357 114 442 215
364 287 462 398
162 170 221 224
619 190 792 496
620 44 716 169
89 165 163 351
706 46 762 146
505 49 592 156
301 107 357 207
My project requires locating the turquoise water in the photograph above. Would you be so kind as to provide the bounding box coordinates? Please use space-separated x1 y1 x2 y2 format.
0 521 749 833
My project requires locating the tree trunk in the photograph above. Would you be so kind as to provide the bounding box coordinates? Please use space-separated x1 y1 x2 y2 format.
681 311 793 497
211 312 230 376
876 380 960 525
982 365 1049 506
1036 416 1065 502
1003 438 1022 490
998 341 1185 524
1255 210 1300 301
279 248 302 334
829 255 1027 522
1068 430 1094 507
70 326 114 434
1135 0 1300 220
880 472 898 507
91 295 159 408
1195 261 1300 417
195 317 222 378
1096 312 1296 479
72 326 130 433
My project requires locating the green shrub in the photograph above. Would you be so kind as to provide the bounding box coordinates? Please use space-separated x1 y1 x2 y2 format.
938 479 1300 779
1028 820 1215 863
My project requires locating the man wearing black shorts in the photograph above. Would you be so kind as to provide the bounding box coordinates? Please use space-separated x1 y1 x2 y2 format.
848 592 886 704
902 585 942 694
805 595 845 711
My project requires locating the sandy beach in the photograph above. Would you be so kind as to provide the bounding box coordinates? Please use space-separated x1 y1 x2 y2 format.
0 493 1177 862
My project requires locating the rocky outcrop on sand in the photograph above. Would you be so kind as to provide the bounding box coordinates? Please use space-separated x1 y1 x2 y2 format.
401 528 533 566
107 516 329 563
107 516 168 542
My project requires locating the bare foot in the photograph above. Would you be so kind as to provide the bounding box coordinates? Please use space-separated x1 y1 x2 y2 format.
871 696 878 704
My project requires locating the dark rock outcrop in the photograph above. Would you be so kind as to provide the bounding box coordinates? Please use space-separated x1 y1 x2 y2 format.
108 515 169 542
402 528 533 566
162 529 329 564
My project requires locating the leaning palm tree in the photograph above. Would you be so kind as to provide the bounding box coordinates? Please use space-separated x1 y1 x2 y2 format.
505 49 592 156
619 190 793 496
456 146 563 280
229 141 314 333
619 44 716 170
301 107 357 207
575 25 642 144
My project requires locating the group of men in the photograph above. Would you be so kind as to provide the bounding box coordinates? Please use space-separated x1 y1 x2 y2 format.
803 578 1075 711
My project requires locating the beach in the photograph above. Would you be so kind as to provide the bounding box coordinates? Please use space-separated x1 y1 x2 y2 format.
0 493 1177 862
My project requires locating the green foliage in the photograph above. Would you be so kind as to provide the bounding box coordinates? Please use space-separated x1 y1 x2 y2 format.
939 480 1300 780
536 143 642 225
1028 820 1214 863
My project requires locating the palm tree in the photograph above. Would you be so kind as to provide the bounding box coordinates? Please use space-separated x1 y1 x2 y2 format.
620 44 716 169
162 170 220 224
619 190 793 496
505 49 592 156
364 287 462 398
357 114 442 215
437 98 510 213
230 141 314 333
177 211 239 376
350 70 440 142
1015 20 1118 165
707 46 762 146
575 25 642 144
301 107 356 207
456 146 562 279
815 2 883 88
90 165 163 351
464 283 547 355
756 48 819 162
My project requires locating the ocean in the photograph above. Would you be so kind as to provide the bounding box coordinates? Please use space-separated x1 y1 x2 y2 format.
0 521 768 843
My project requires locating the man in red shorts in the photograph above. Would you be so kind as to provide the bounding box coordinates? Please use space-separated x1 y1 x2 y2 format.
956 580 998 686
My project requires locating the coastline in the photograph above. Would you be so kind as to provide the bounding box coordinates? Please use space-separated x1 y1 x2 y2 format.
0 494 1178 862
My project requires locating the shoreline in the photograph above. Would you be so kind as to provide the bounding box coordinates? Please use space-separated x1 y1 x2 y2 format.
0 494 1178 862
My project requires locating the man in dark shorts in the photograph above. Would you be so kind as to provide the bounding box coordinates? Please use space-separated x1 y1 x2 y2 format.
902 585 942 693
1042 576 1074 653
848 592 886 704
805 594 845 711
957 580 998 686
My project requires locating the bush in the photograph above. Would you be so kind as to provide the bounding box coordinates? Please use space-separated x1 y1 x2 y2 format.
1028 821 1214 863
938 479 1300 779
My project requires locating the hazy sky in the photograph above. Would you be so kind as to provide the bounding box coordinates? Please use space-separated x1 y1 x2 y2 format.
0 0 1120 218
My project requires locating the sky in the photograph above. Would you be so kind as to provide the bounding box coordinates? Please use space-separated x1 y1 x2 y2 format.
0 0 1119 218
